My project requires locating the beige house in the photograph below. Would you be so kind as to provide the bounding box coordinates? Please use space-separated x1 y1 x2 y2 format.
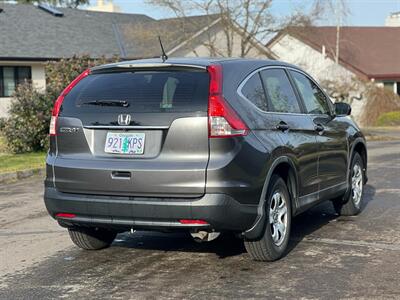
0 3 269 117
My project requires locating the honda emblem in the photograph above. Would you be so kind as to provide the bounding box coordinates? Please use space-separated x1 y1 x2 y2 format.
117 114 131 126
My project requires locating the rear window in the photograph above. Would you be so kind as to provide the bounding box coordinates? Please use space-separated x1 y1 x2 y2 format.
60 71 209 115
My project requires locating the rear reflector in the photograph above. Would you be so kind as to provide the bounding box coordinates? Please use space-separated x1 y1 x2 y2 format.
50 69 91 136
207 64 248 138
179 219 209 225
55 213 76 218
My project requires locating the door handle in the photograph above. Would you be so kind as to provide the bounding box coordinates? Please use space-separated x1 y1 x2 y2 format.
314 124 324 132
111 171 131 180
276 122 290 131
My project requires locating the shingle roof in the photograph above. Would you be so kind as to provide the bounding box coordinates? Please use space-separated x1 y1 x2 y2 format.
268 26 400 79
0 3 217 60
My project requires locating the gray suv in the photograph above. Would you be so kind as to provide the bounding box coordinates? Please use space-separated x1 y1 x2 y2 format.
44 58 367 261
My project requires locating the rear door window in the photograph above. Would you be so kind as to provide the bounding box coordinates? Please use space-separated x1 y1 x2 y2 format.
259 69 301 114
60 71 209 115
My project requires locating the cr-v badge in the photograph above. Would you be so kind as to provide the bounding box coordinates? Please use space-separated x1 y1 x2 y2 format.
118 114 131 126
60 127 79 133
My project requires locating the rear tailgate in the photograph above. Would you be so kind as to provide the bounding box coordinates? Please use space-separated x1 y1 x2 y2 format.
52 67 209 197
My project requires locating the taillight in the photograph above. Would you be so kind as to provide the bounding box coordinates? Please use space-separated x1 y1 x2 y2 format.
207 64 248 138
49 69 91 136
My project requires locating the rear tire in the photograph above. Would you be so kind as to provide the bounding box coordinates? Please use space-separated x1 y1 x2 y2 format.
68 227 117 250
244 175 292 261
333 152 365 216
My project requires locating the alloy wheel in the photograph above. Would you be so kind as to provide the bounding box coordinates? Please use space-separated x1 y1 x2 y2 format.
352 163 363 208
269 191 288 246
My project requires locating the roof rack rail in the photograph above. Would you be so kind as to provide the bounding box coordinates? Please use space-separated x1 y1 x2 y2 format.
38 3 64 17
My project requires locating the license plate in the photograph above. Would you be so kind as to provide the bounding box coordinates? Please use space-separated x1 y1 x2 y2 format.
104 132 145 155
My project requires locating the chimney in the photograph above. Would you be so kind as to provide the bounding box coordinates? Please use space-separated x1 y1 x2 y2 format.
385 12 400 27
86 0 121 13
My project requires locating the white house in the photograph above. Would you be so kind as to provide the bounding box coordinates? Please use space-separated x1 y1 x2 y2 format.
266 26 400 119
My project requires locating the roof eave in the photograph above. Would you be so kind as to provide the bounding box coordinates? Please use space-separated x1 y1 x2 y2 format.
368 74 400 81
0 57 52 62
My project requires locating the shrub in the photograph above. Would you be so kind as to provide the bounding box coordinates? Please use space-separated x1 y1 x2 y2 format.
319 78 364 104
376 111 400 126
360 86 400 126
1 55 119 153
319 78 400 126
1 84 52 153
0 117 5 131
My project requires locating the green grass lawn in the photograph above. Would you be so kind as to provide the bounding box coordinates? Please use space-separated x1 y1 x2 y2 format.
0 152 46 174
0 136 46 174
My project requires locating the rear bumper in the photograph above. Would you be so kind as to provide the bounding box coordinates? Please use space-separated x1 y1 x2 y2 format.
44 187 258 232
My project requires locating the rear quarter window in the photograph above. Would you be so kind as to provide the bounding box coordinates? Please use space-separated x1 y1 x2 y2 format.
240 73 268 111
60 71 209 115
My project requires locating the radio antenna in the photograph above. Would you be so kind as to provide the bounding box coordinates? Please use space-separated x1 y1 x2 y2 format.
158 36 168 62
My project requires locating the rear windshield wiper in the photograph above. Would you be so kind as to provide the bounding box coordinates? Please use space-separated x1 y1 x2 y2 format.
80 100 130 107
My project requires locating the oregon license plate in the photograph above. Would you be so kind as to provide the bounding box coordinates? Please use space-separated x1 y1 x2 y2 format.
104 132 145 154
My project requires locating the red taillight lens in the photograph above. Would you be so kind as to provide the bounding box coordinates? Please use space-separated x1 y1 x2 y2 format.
49 69 91 136
179 219 209 225
55 213 76 218
207 64 248 138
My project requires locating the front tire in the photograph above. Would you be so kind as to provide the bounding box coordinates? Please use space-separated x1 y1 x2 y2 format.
68 227 117 250
333 152 365 216
244 175 292 261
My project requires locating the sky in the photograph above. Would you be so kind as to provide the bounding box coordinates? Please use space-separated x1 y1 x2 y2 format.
88 0 400 26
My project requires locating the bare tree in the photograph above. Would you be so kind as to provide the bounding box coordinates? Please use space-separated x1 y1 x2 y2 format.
146 0 323 57
326 0 349 64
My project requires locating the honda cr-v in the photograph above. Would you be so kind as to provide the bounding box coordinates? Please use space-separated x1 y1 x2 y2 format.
44 58 367 261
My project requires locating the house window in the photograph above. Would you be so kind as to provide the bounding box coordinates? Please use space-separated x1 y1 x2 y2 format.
0 66 32 97
383 82 395 93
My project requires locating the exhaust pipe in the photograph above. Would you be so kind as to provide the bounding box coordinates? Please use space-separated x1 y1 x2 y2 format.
190 230 220 242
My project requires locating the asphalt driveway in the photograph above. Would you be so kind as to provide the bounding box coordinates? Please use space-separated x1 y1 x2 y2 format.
1 140 399 299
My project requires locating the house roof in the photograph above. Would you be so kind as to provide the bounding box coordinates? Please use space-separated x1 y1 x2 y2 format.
0 3 220 60
0 3 153 60
267 26 400 80
119 14 221 58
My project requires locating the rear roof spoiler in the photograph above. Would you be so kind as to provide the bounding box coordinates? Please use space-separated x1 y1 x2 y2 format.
91 62 207 74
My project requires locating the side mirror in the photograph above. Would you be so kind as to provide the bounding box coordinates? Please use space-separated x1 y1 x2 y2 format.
334 102 351 116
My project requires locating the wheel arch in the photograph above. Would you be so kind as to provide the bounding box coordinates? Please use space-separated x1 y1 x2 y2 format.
339 137 368 203
244 156 299 240
353 142 367 167
351 138 368 183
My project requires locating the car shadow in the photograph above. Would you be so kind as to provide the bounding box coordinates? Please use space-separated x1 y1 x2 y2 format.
113 230 246 259
113 183 376 259
287 183 376 253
